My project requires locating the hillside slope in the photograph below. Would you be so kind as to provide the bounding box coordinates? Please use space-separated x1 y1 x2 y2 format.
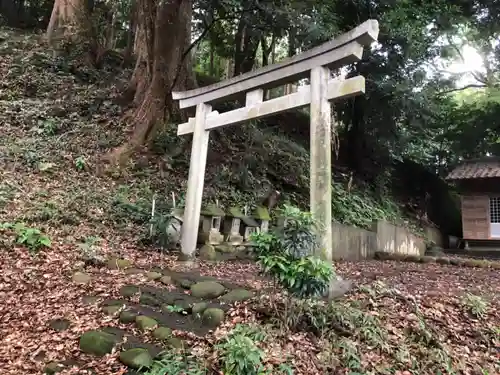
1 28 499 375
0 27 419 245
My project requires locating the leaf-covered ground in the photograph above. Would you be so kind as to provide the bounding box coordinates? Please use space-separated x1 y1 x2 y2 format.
0 28 499 375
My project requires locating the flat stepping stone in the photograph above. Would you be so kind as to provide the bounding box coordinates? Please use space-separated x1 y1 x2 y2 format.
159 275 172 285
152 326 172 340
101 327 163 358
72 272 91 284
102 305 122 316
145 271 162 280
82 296 99 305
219 289 253 303
202 308 225 328
190 281 226 299
135 315 158 331
124 268 143 275
119 348 153 369
119 310 138 324
49 318 70 332
102 298 125 307
192 302 208 314
120 285 140 297
44 362 64 374
79 330 117 356
139 286 203 308
153 269 246 290
125 302 229 336
107 258 132 270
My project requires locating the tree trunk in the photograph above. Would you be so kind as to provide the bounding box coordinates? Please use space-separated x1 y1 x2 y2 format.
233 3 260 76
109 0 194 163
0 0 21 27
284 27 296 94
123 0 136 64
46 0 85 44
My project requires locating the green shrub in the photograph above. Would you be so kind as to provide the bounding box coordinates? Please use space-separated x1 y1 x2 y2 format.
74 156 86 171
277 205 319 258
260 254 333 298
216 324 266 375
461 293 489 318
144 350 207 375
1 222 51 254
254 205 334 298
249 231 281 257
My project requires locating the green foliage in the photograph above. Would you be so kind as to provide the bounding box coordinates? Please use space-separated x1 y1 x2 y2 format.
252 205 334 298
216 324 267 375
461 293 489 318
144 350 207 375
260 255 333 298
74 156 86 171
165 304 187 315
277 205 319 258
145 213 177 249
1 222 51 254
249 231 281 257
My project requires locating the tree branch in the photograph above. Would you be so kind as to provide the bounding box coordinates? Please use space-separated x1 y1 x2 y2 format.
438 83 488 95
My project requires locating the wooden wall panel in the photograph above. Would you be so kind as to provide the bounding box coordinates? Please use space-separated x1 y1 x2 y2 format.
461 195 489 240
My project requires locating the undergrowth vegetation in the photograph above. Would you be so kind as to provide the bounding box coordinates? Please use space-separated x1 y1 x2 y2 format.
252 205 334 298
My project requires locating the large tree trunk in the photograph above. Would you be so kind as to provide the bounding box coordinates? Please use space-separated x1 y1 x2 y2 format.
109 0 195 162
233 2 260 76
0 0 21 27
46 0 85 45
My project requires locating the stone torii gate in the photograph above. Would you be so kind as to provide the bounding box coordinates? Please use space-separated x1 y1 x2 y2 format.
173 20 379 260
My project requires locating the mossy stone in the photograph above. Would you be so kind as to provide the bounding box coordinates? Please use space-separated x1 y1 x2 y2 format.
178 279 194 289
219 289 253 303
167 337 184 349
145 271 162 281
119 348 153 369
199 244 217 260
202 308 225 327
190 281 225 299
49 318 70 332
44 362 63 374
420 256 436 263
436 257 451 265
124 268 143 275
152 326 172 340
120 285 140 297
139 293 160 307
119 310 138 324
404 255 421 263
79 330 116 356
82 296 99 305
159 275 172 285
72 272 91 284
107 258 132 270
192 302 208 314
135 316 158 331
102 305 122 316
215 244 235 253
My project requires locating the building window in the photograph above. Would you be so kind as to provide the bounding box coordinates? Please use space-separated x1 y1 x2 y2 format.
231 219 241 233
489 197 500 223
211 217 221 230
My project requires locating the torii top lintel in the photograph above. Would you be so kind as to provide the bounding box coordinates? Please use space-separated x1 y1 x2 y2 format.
172 19 379 109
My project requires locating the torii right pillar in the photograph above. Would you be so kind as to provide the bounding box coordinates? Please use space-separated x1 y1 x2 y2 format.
309 65 334 262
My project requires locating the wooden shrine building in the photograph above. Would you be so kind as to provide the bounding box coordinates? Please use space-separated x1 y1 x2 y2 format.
447 157 500 248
